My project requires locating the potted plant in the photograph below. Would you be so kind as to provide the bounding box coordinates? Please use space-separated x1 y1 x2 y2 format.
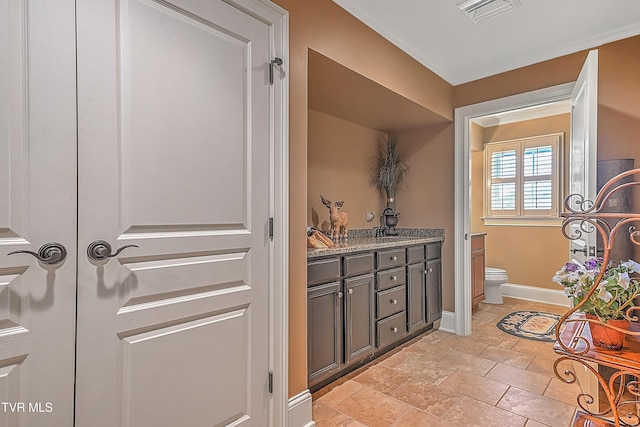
552 258 640 349
370 135 408 212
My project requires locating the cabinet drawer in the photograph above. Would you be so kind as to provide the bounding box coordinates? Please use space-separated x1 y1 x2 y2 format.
307 258 341 286
377 312 406 348
376 267 405 290
471 234 485 250
344 253 374 277
377 248 406 270
377 285 406 319
426 242 442 260
406 245 425 264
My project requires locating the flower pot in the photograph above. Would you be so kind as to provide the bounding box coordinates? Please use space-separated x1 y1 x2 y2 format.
586 313 630 350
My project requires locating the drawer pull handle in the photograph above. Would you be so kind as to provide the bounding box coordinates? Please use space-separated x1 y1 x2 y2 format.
391 327 398 333
391 256 397 261
348 288 353 295
391 275 397 281
391 299 398 304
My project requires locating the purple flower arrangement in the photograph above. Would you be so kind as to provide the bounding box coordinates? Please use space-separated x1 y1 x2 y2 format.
552 258 640 322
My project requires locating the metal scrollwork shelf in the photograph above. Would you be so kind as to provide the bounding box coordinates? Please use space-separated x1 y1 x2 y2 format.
554 168 640 427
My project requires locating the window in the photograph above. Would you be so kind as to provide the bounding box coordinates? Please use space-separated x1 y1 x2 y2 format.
484 133 563 226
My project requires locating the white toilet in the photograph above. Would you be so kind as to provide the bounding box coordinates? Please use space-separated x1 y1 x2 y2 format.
485 267 508 304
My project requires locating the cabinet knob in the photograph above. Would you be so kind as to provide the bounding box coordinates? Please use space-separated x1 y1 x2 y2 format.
391 275 397 281
391 256 397 261
391 299 398 304
424 268 433 274
348 288 353 295
338 291 343 298
391 327 398 333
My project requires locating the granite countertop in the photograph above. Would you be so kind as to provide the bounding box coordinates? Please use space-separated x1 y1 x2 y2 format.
307 228 444 259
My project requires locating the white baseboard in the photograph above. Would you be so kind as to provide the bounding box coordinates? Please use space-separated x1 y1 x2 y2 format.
439 310 456 333
288 389 314 427
501 283 570 307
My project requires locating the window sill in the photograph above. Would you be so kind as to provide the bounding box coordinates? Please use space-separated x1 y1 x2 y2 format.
482 217 563 227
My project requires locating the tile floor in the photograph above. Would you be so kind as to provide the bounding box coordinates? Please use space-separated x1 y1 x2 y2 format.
311 297 582 427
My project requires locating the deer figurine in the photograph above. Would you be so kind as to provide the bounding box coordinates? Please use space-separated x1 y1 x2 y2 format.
321 195 349 240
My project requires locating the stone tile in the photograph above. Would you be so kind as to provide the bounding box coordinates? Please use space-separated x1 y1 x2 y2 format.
317 380 364 407
382 351 458 385
511 336 555 354
543 377 582 407
430 333 489 356
390 408 450 427
312 402 366 427
533 302 571 315
473 309 501 322
527 353 564 376
353 364 411 394
478 345 535 369
497 387 576 427
525 420 552 427
444 395 527 427
439 369 510 405
335 386 411 427
438 349 497 376
389 377 460 417
486 363 552 395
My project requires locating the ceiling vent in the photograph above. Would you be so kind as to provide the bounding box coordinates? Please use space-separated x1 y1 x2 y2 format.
457 0 522 23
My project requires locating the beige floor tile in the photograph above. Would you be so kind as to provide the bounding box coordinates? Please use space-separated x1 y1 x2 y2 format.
389 377 460 417
439 349 497 376
312 402 366 427
432 333 489 356
511 336 555 354
473 309 501 322
486 363 552 395
533 302 570 315
527 353 564 376
544 377 583 407
352 364 411 394
444 395 527 427
317 380 364 407
335 387 411 427
381 350 458 385
497 387 576 427
524 419 552 427
390 408 450 427
478 345 536 369
439 369 510 405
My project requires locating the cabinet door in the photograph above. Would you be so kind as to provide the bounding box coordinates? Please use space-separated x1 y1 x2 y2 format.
426 258 442 324
407 263 426 333
345 274 375 364
308 281 343 385
472 249 486 305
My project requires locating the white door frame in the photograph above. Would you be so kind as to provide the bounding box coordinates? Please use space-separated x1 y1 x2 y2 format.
224 1 289 424
453 83 574 336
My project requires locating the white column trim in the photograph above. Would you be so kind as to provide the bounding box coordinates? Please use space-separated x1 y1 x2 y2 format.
288 390 315 427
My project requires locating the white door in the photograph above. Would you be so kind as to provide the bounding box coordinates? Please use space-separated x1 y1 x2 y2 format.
568 50 598 264
0 1 77 426
75 0 272 426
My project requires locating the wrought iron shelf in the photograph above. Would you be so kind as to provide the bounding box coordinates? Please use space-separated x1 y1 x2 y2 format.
555 168 640 427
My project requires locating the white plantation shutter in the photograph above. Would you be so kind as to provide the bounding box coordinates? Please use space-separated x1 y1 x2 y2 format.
484 134 562 224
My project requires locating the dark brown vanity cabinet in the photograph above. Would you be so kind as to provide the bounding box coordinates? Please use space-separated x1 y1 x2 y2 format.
425 242 443 324
307 240 442 389
307 254 374 387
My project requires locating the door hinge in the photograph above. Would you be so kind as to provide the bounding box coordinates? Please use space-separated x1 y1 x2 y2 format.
268 371 274 394
269 57 283 85
268 217 274 240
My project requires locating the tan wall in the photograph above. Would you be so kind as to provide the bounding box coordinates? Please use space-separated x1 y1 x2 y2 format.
397 124 456 306
272 0 453 397
308 109 386 230
471 115 570 290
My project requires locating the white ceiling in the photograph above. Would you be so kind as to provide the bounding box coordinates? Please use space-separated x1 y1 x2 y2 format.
332 0 640 85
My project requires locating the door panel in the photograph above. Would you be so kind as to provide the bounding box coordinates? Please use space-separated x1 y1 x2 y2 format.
0 1 77 425
76 0 271 425
569 50 598 264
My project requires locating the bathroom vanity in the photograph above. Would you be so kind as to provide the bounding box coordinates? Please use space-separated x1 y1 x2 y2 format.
471 233 486 309
306 230 444 390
